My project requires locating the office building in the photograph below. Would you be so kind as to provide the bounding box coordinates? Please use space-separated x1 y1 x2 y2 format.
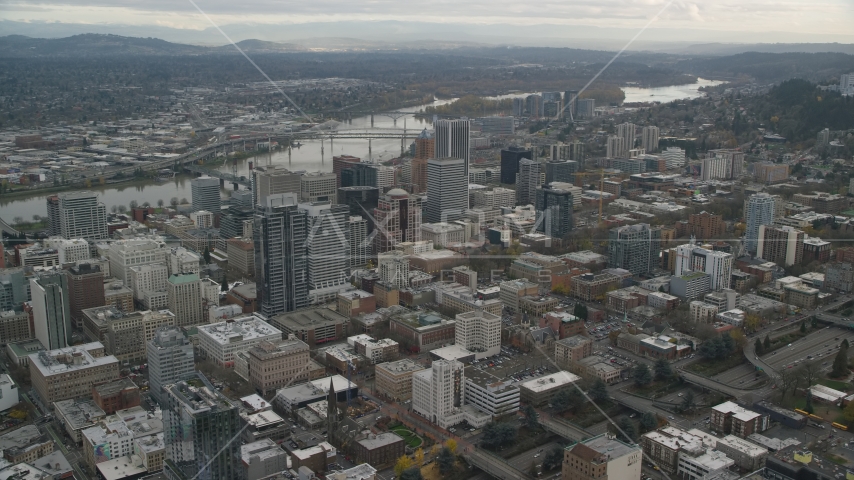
500 145 533 185
675 211 723 240
674 242 733 291
372 188 422 254
31 274 72 350
43 237 89 264
46 195 61 236
57 191 108 240
562 434 642 480
544 160 578 184
0 269 27 312
300 172 337 204
411 360 465 428
90 378 141 414
480 116 514 135
241 338 311 396
191 176 221 214
519 371 581 407
577 98 595 118
434 119 470 179
0 311 32 345
554 335 594 368
536 183 574 239
147 326 194 405
128 264 168 302
426 157 467 223
252 165 301 206
388 310 456 351
464 371 519 419
516 158 540 206
471 187 516 209
197 316 282 368
563 90 577 119
754 163 789 184
526 94 543 117
299 202 350 304
348 216 369 269
255 193 308 317
378 251 409 289
337 186 379 224
82 306 175 363
108 238 168 282
454 310 501 360
270 306 347 347
641 427 707 475
757 225 804 267
240 439 289 480
375 359 425 401
615 122 637 158
167 273 203 327
745 193 776 253
332 155 361 189
66 264 105 328
607 224 661 275
661 147 686 168
29 342 119 404
162 373 240 480
641 126 660 153
708 149 745 179
671 272 712 301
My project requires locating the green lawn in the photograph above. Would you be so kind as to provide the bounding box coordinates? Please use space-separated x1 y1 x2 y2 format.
566 400 626 428
391 427 423 448
625 380 684 399
818 378 852 392
685 355 745 377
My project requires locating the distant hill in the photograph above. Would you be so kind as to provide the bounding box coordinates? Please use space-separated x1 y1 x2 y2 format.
677 43 854 56
0 34 208 57
675 52 854 83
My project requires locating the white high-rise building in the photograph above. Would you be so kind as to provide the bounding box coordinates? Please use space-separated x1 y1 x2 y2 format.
516 158 540 206
378 251 409 289
191 176 221 213
642 126 660 153
108 238 168 282
348 216 369 269
44 237 90 264
434 119 471 179
31 274 72 350
190 210 214 229
616 123 637 158
128 264 169 301
471 187 516 209
454 311 501 359
299 202 350 305
606 136 625 159
412 360 465 428
674 241 734 291
168 247 201 276
147 325 194 405
372 165 396 190
167 273 203 327
252 165 301 207
745 193 777 253
661 147 686 169
300 172 337 204
57 191 108 241
426 157 468 223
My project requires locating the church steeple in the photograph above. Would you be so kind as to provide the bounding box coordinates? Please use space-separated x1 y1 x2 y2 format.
326 377 338 433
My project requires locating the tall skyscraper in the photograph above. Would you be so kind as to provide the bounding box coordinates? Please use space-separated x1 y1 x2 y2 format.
57 191 107 240
525 95 543 117
252 165 301 206
254 193 308 316
66 263 105 328
348 216 369 269
615 122 637 158
46 195 61 237
500 145 533 185
535 184 574 239
411 129 434 194
190 176 221 214
642 126 660 153
757 225 805 267
516 158 541 206
412 360 465 428
607 224 661 275
332 155 361 189
373 188 422 254
426 157 467 223
147 325 195 405
162 372 240 480
434 119 470 179
167 273 203 327
745 193 776 253
0 269 27 312
300 202 350 304
31 273 72 350
563 90 578 120
414 129 435 159
340 164 377 188
674 241 734 291
606 136 625 159
544 160 578 184
512 98 524 117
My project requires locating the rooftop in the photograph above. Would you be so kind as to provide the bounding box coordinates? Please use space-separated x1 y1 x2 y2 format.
93 378 138 397
717 434 768 457
356 432 404 450
240 394 271 412
197 316 282 345
54 398 106 430
376 359 426 375
430 345 475 361
712 401 762 422
30 342 118 377
272 306 348 329
0 425 43 452
570 433 639 461
556 335 592 347
519 371 581 393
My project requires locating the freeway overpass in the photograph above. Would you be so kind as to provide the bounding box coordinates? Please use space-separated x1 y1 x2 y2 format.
463 449 533 480
677 369 748 398
0 216 21 236
538 415 591 442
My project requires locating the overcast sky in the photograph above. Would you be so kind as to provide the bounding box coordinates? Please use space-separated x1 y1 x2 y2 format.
2 0 853 43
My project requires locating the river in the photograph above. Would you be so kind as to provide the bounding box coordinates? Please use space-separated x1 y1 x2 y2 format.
0 79 722 221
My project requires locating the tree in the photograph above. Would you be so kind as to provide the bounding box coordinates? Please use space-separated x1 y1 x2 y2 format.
481 422 518 449
129 200 138 209
764 335 771 350
640 412 657 432
800 321 806 333
551 389 572 411
394 456 413 476
437 447 455 474
843 339 850 350
608 330 621 345
542 447 563 471
522 404 540 430
805 390 815 415
832 345 849 377
754 338 764 355
589 378 609 403
680 391 695 412
445 438 457 454
413 448 424 466
203 246 211 263
618 417 637 442
170 197 179 207
400 467 423 480
157 199 164 208
654 358 672 381
221 280 229 292
634 363 652 386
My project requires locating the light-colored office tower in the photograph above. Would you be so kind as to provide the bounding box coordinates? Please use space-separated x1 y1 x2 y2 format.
190 210 214 229
412 360 465 428
616 122 637 158
378 251 409 289
454 311 501 360
43 237 90 264
607 224 661 275
168 247 201 276
162 373 240 480
662 146 686 168
426 157 467 223
471 187 516 209
147 325 194 405
674 241 734 291
197 316 282 368
642 126 660 153
606 136 625 159
373 188 423 254
373 165 396 190
57 191 108 240
108 238 168 282
191 176 221 214
757 225 805 267
128 264 169 301
300 172 337 204
252 165 301 206
348 216 369 269
31 273 72 350
167 273 203 327
745 193 776 253
254 193 308 317
29 342 119 405
516 158 540 206
299 202 350 305
434 119 471 179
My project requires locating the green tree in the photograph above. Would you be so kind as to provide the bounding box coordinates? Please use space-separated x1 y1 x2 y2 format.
203 246 211 263
634 363 652 386
542 447 563 471
589 378 609 403
654 358 672 381
843 339 850 350
400 467 424 480
754 338 764 355
800 321 806 333
551 389 571 411
832 345 849 377
805 390 815 415
481 422 518 449
844 400 854 423
522 405 540 430
437 447 455 474
763 335 771 350
618 417 637 442
680 391 695 412
640 412 657 432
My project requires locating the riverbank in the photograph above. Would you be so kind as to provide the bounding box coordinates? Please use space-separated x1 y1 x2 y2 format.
0 174 194 206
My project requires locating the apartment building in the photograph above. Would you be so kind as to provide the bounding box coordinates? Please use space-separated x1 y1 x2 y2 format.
29 342 120 404
710 401 769 438
374 359 425 401
554 335 593 369
81 306 175 363
454 310 501 360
